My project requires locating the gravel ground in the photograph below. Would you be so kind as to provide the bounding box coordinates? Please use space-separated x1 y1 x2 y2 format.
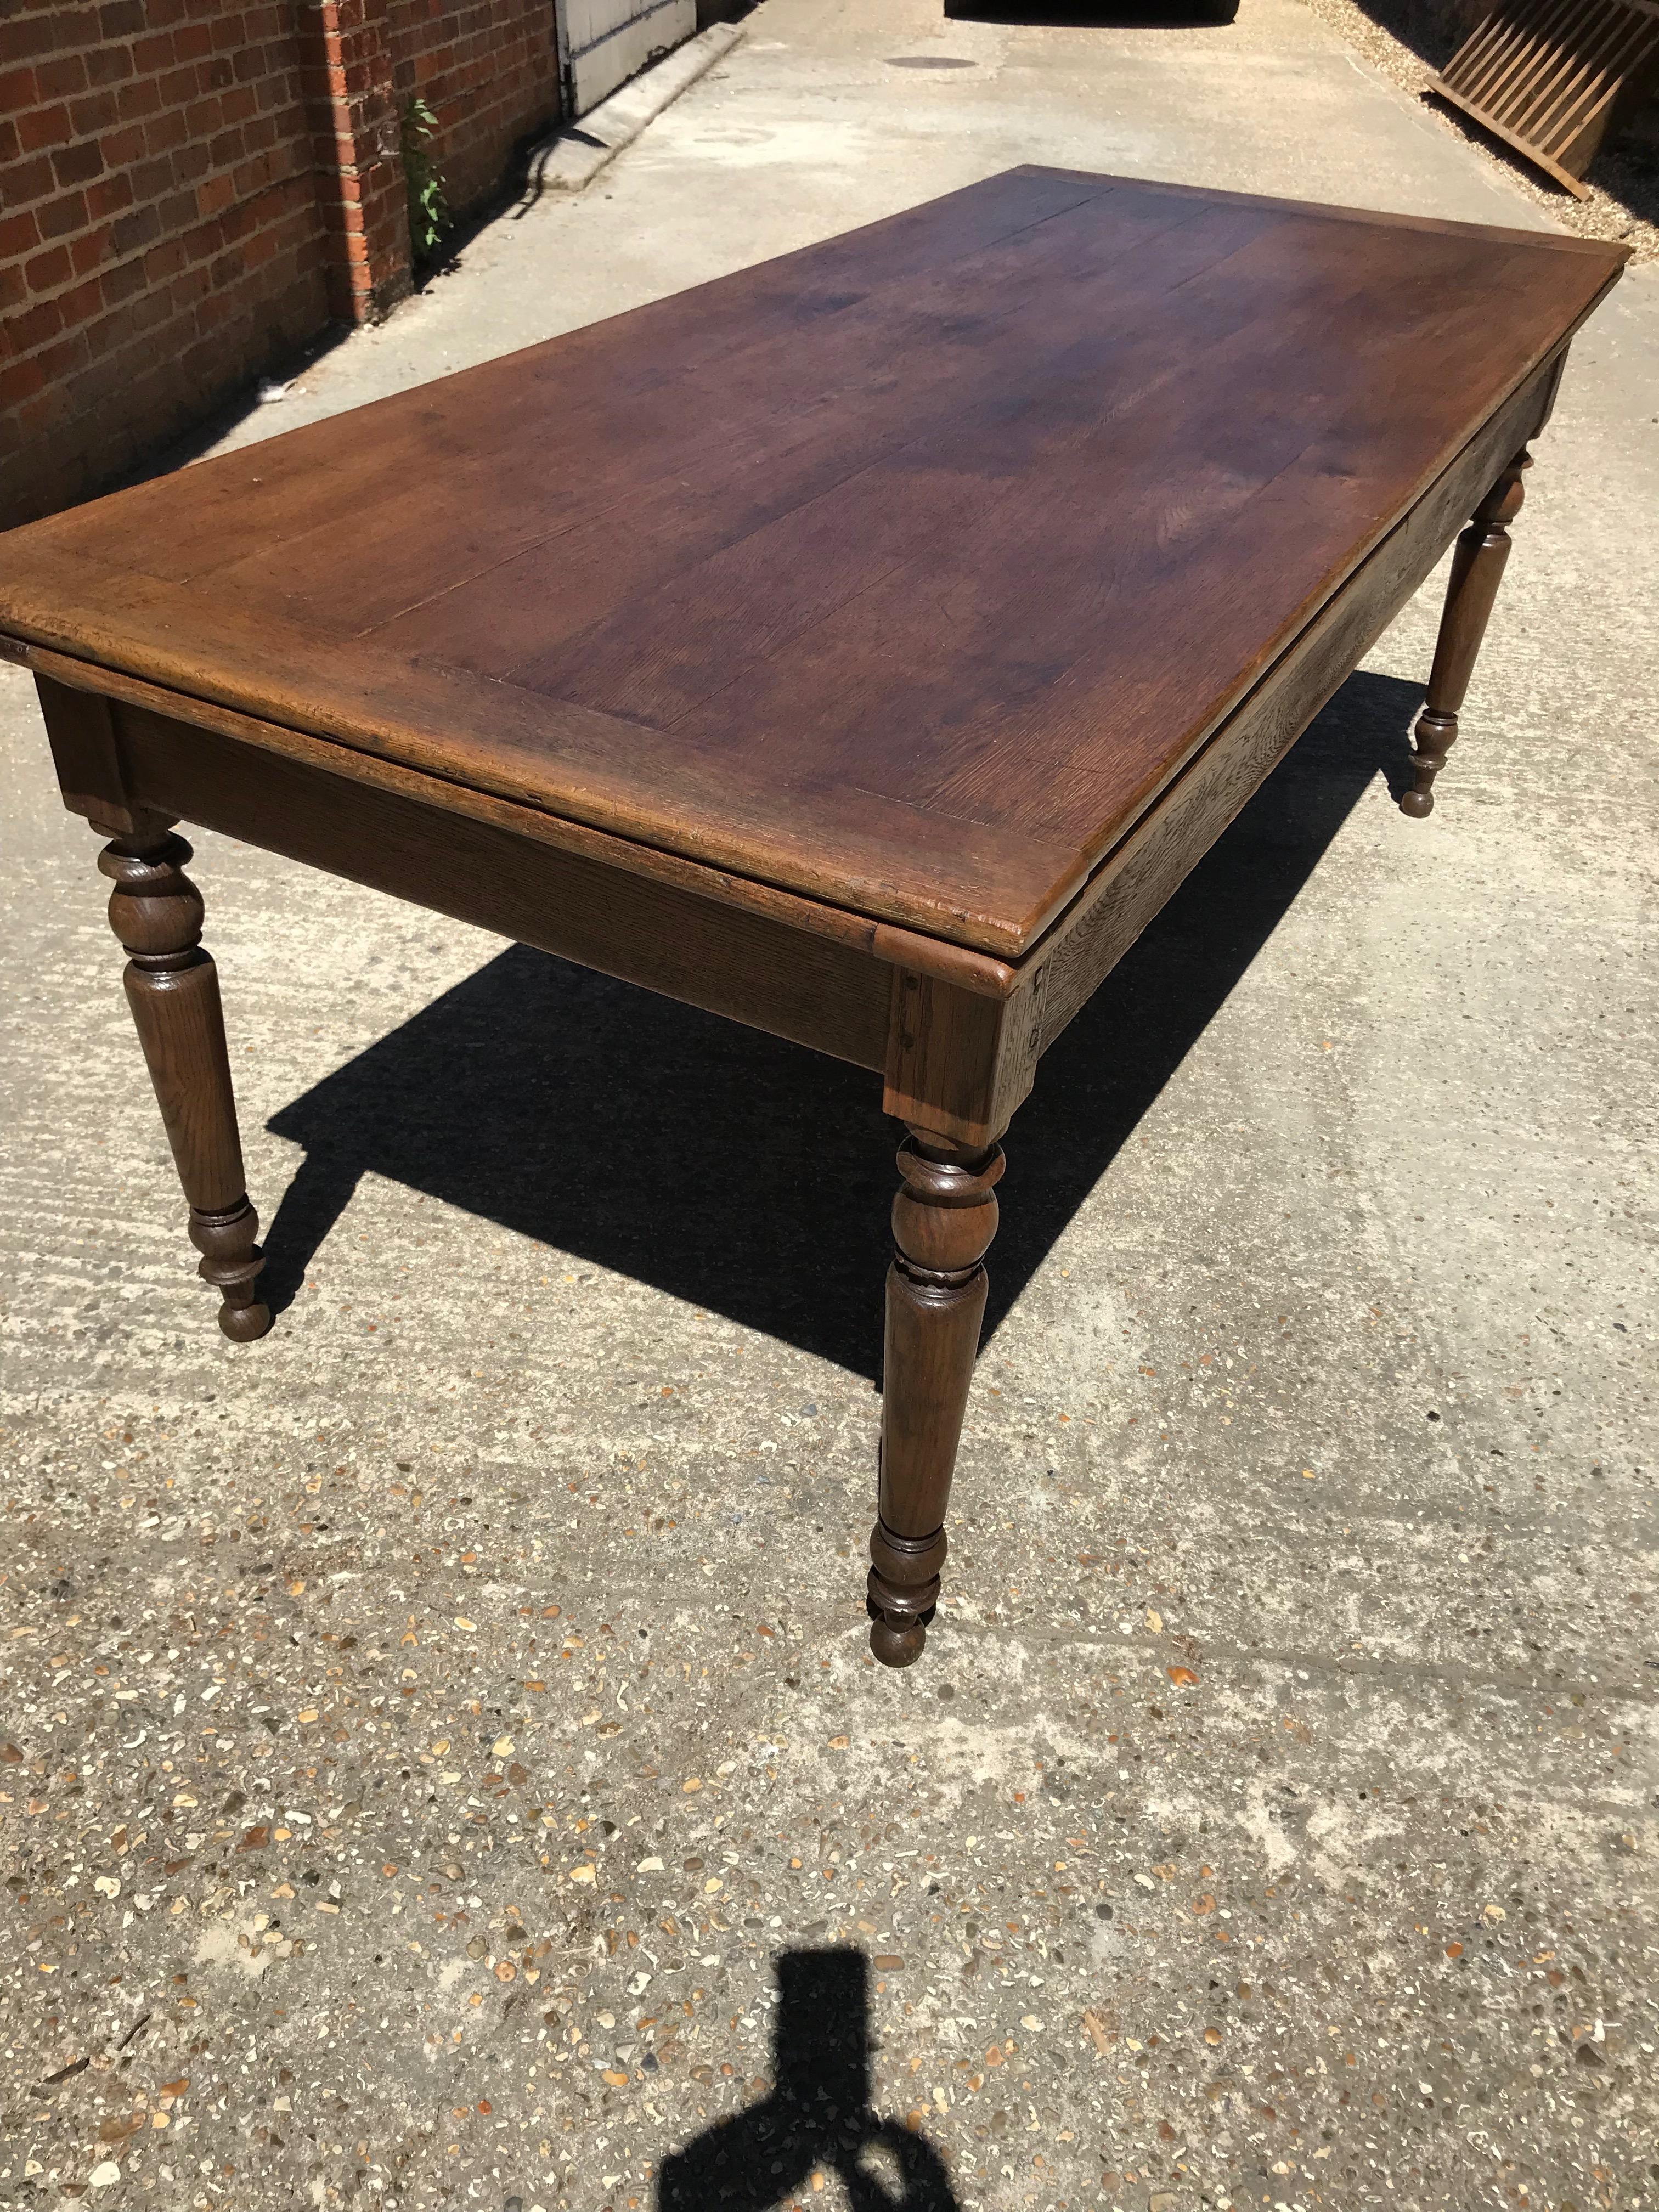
1291 0 1659 261
3 3 1656 2209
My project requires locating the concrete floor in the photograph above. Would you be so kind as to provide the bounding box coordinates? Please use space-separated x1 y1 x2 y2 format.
2 2 1656 2209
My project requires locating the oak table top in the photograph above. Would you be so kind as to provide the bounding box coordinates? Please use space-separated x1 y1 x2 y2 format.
2 166 1626 960
3 170 1628 1663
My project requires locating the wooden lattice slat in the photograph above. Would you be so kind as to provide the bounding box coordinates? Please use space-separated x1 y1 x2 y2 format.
1431 0 1659 194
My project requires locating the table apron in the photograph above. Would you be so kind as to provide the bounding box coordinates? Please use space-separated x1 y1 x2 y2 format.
1023 349 1564 1058
81 696 897 1075
872 347 1563 1148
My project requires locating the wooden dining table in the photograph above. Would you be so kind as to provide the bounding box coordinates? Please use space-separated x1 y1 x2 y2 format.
1 168 1626 1663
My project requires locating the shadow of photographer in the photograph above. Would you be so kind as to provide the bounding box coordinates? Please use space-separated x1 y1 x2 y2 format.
658 1949 958 2212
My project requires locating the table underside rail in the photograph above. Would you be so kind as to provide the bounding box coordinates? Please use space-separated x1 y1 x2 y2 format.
1020 350 1561 1059
881 349 1561 1143
50 688 899 1075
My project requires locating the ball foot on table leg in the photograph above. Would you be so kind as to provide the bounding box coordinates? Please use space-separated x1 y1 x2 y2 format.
192 1197 272 1341
217 1294 274 1344
867 1523 943 1668
1401 707 1456 817
867 1579 934 1669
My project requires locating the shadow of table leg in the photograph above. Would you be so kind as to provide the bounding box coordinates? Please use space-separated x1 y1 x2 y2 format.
258 1149 362 1316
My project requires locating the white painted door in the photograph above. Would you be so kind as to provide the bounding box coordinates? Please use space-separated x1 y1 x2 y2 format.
556 0 697 117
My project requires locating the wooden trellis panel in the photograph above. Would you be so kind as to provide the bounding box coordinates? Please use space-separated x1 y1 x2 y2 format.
1431 0 1659 195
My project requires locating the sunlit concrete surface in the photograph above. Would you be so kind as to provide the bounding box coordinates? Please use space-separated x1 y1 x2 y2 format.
2 3 1655 2208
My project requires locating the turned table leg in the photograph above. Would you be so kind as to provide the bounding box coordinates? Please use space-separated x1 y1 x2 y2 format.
99 830 270 1341
1402 448 1530 819
868 1124 1004 1667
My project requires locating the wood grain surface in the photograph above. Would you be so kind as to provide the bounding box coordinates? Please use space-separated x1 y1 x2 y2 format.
0 167 1627 957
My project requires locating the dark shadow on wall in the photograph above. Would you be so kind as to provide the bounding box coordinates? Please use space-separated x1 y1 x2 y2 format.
262 668 1425 1377
657 1949 959 2212
84 320 355 508
941 2 1239 24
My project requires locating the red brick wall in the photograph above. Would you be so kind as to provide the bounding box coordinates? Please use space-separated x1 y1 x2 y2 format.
306 0 412 328
390 2 559 218
1 3 563 531
1 0 330 529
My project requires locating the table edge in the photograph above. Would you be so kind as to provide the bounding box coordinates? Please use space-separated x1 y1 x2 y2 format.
2 183 1629 961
